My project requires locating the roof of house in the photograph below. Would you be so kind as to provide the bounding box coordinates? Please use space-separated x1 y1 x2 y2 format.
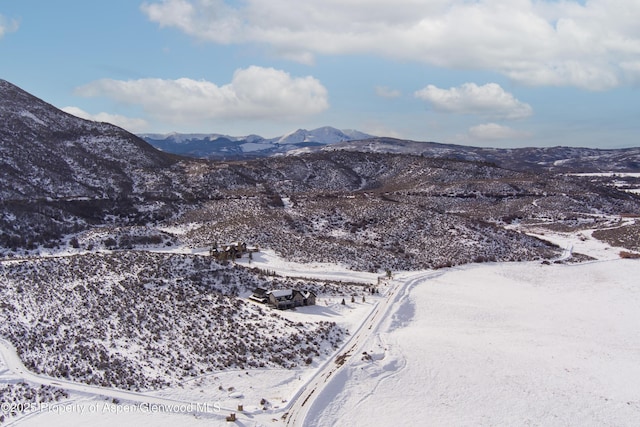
268 289 292 298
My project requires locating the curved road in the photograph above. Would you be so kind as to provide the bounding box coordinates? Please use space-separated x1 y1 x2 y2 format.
0 338 228 422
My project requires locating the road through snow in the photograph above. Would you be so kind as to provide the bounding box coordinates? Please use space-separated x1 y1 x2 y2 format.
0 338 227 422
0 251 403 426
283 270 440 427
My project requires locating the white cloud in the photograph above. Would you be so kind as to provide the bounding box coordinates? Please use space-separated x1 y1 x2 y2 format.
62 107 150 133
74 66 329 125
141 0 640 90
0 14 19 38
415 83 533 120
375 86 402 99
468 123 532 141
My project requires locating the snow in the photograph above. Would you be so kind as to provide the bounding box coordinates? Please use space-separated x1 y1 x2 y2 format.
572 173 640 178
3 227 640 426
236 249 380 284
19 110 46 126
288 220 640 426
274 127 373 145
507 215 637 261
240 141 274 152
157 223 201 236
305 259 640 426
270 289 292 298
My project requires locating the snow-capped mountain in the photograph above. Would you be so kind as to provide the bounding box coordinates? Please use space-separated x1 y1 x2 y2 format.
2 79 640 412
2 77 639 257
272 127 373 145
139 126 375 159
144 123 640 172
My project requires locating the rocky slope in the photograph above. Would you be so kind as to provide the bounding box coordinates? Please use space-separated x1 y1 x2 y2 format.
0 79 176 201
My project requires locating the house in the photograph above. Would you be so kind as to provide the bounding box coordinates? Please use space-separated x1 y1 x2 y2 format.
267 289 295 310
250 288 317 310
210 241 255 260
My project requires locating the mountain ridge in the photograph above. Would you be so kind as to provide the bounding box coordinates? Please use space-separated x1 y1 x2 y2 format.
0 79 177 201
2 78 639 256
138 126 374 159
139 125 640 173
308 137 640 173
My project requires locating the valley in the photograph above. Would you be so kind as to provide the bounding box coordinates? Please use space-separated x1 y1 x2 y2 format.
1 79 640 426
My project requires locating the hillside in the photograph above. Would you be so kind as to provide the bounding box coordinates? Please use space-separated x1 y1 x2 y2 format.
322 137 640 173
0 79 192 249
0 252 350 390
2 79 639 265
0 79 176 201
1 79 640 403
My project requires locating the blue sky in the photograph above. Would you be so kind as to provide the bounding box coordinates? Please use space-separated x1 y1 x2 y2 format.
1 0 639 148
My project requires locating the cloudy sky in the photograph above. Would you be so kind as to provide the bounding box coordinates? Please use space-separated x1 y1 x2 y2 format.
1 0 639 147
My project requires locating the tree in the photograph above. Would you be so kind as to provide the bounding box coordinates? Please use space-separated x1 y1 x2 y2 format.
341 298 346 305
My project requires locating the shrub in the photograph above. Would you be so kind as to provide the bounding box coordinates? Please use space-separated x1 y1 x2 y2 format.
620 251 640 259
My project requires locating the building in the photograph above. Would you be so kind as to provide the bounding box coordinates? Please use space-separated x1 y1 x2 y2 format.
210 241 256 260
249 288 317 310
300 290 316 306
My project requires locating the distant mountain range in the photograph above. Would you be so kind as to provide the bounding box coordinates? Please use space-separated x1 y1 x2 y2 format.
140 128 640 174
139 127 374 159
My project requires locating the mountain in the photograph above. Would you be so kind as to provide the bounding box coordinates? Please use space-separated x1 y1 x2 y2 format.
139 126 375 159
0 79 176 201
272 127 373 145
141 125 640 173
3 78 640 412
316 137 640 173
2 78 639 258
0 79 183 249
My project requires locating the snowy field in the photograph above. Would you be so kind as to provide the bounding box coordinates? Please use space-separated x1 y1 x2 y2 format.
2 224 639 426
306 260 640 426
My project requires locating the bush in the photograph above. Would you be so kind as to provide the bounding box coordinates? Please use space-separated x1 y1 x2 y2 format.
620 251 640 259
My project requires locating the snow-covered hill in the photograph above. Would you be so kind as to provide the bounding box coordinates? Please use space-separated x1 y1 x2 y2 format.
0 79 193 250
0 79 175 202
320 137 640 173
2 79 640 427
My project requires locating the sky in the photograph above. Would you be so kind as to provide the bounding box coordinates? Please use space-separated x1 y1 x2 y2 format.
0 0 639 148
